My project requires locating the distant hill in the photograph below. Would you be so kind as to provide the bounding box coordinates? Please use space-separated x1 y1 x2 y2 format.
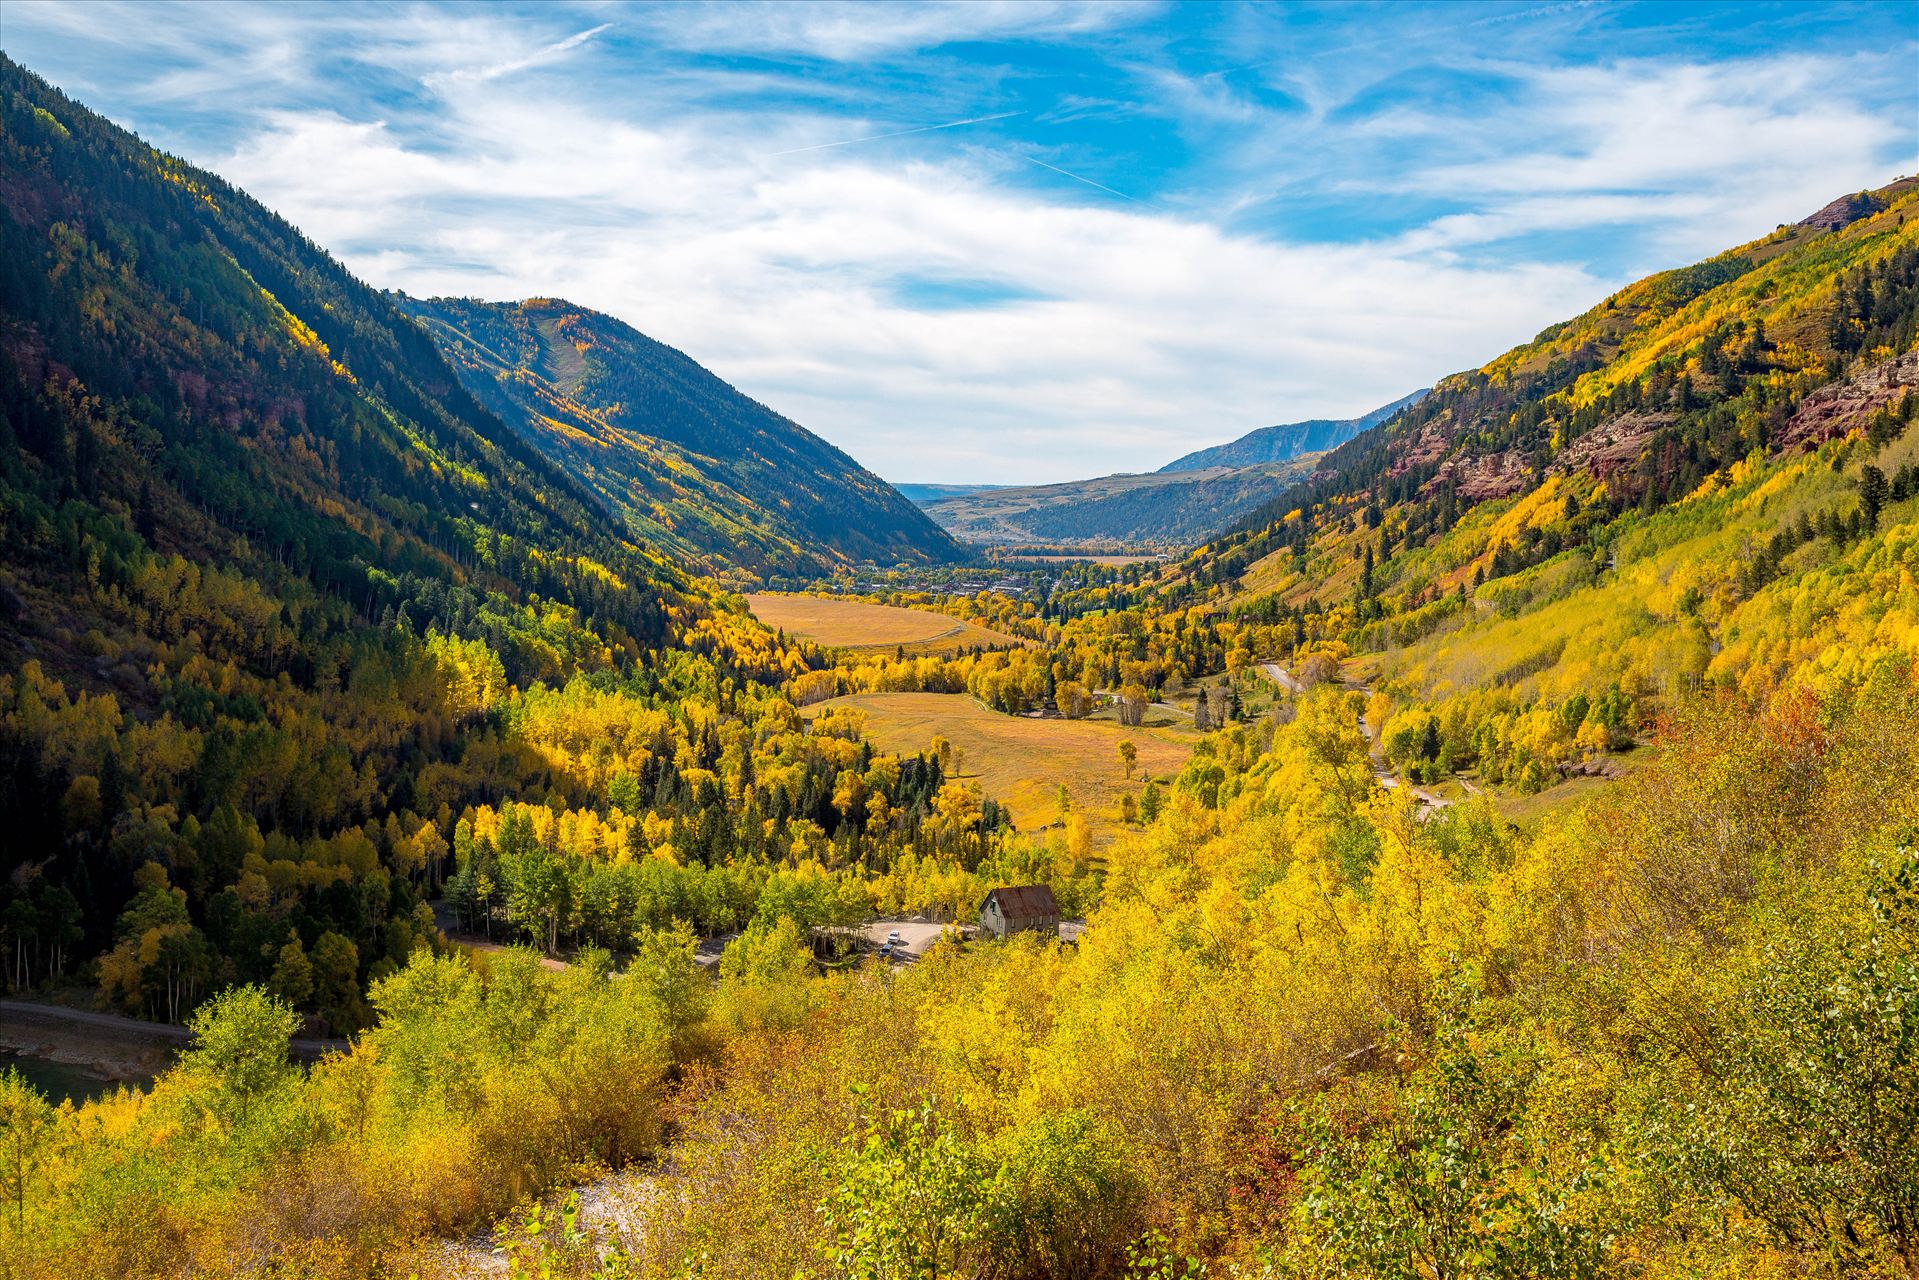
400 296 960 578
920 458 1322 549
895 482 1009 505
913 391 1427 550
1159 389 1427 473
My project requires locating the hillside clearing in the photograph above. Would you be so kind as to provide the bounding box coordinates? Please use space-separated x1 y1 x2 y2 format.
802 692 1193 839
746 593 1024 655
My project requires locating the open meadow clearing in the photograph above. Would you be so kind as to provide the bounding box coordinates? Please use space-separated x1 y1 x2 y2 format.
803 692 1194 839
745 593 1025 655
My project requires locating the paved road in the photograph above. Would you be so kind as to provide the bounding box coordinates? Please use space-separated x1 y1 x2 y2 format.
0 998 347 1061
1258 662 1305 694
859 920 961 963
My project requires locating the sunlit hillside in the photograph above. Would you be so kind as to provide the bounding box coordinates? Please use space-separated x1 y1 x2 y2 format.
1133 176 1919 802
403 296 960 579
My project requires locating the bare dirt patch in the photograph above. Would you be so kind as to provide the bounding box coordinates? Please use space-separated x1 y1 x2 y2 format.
1553 412 1673 479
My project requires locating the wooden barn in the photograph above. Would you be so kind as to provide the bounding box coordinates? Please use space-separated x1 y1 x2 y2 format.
978 884 1060 941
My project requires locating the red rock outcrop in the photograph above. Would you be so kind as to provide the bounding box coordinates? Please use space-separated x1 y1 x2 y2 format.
1779 350 1919 450
1553 412 1673 480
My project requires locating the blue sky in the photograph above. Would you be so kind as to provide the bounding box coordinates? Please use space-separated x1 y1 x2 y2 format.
5 1 1916 482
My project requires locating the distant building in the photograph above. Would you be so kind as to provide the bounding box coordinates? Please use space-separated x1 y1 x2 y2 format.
978 884 1060 940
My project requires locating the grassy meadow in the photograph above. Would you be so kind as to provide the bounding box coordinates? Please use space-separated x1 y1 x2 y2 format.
803 692 1193 839
745 593 1025 655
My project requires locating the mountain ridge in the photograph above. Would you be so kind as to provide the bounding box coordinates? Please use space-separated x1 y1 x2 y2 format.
1158 388 1428 473
909 390 1429 550
399 295 960 579
918 459 1323 549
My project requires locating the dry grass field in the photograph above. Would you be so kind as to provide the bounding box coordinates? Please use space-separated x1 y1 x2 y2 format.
746 593 1023 655
803 692 1194 840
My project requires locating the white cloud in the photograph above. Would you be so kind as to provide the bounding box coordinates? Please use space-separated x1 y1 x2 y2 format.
220 96 1598 481
1370 54 1916 265
5 2 1915 483
631 1 1153 62
423 22 613 88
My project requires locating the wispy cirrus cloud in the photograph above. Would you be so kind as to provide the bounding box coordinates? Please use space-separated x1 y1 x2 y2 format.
759 111 1025 159
423 21 613 88
2 0 1914 481
628 0 1156 62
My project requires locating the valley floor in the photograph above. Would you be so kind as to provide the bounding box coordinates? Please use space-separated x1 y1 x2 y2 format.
744 593 1027 655
804 692 1193 839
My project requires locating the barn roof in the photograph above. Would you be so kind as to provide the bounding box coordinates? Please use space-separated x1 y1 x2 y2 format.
984 884 1058 920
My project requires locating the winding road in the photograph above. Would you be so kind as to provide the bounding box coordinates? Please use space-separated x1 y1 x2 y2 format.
0 998 347 1063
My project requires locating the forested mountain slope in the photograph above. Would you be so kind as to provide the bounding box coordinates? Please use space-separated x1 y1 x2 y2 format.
1158 387 1426 472
0 58 1028 1046
0 54 710 1001
400 296 960 579
1210 176 1919 574
1135 174 1919 794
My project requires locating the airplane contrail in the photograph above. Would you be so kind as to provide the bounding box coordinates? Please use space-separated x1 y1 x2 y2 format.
1022 154 1160 209
431 23 613 87
759 111 1024 158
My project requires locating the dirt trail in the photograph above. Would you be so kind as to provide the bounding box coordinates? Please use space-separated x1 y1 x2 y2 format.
1351 690 1448 810
431 901 570 972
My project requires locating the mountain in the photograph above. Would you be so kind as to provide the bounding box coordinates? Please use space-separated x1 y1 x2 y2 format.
1158 389 1427 472
0 56 746 987
919 459 1322 549
1196 175 1919 585
399 296 960 579
9 49 1919 1280
1138 175 1919 793
895 482 1008 505
913 391 1425 550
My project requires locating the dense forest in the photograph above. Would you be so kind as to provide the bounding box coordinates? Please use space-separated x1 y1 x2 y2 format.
0 59 1034 1039
0 51 1915 1280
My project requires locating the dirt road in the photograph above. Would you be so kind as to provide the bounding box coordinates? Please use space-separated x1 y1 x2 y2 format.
0 998 347 1073
859 919 960 963
430 900 569 972
1258 661 1305 694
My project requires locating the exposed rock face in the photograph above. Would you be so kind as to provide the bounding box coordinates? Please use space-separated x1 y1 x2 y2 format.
1394 421 1453 475
1442 448 1530 501
1798 191 1886 233
1781 350 1919 450
1554 412 1674 480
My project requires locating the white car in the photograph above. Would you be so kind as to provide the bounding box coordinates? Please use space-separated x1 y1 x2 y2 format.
886 929 904 946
